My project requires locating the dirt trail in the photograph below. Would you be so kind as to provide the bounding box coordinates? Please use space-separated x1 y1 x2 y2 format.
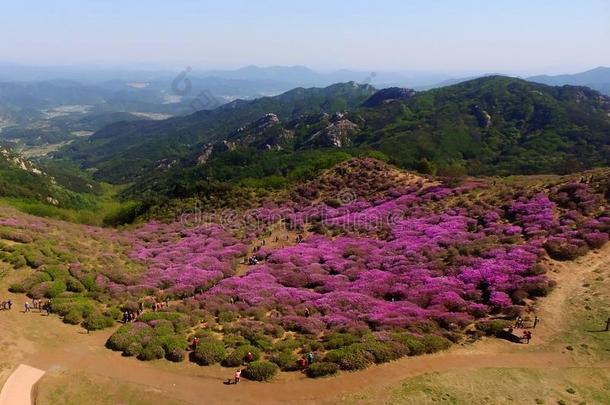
0 364 45 405
0 245 609 404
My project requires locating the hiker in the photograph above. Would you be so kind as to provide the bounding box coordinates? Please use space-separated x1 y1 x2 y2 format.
245 351 254 363
123 311 130 323
234 369 242 384
24 302 31 313
306 352 314 365
515 316 523 328
298 357 307 370
45 301 51 315
192 337 200 350
304 307 310 318
606 317 610 332
523 330 532 344
533 316 540 328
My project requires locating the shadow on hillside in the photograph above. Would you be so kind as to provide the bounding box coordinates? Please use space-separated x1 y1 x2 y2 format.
496 330 523 343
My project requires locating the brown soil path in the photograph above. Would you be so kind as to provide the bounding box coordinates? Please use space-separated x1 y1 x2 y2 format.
0 364 45 405
0 245 608 404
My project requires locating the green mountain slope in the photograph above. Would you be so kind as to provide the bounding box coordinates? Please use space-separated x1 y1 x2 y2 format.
56 82 376 183
362 76 610 175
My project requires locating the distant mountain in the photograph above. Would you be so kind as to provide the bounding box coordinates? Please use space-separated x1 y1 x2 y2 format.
359 76 610 175
56 82 376 183
120 76 610 204
528 67 610 95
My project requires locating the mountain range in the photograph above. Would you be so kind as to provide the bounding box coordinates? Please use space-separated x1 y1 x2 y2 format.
528 66 610 96
46 75 609 209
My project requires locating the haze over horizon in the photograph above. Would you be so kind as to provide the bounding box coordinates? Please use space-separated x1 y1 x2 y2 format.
1 0 609 76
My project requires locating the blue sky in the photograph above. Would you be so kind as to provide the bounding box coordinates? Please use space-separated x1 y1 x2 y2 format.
1 0 608 74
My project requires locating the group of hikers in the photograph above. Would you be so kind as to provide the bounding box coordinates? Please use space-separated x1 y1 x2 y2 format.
1 299 13 310
226 350 315 385
506 315 539 344
122 298 172 323
245 233 306 266
22 298 52 315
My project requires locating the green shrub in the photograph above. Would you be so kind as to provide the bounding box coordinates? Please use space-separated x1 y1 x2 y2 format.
243 361 279 381
391 333 425 356
104 307 123 320
306 362 339 378
137 312 191 332
192 338 227 366
82 312 114 331
125 342 143 357
8 283 26 293
323 332 361 350
137 344 165 361
150 319 176 336
269 350 300 371
355 340 408 363
45 280 67 298
223 333 248 348
324 345 374 370
223 345 261 367
66 276 85 293
166 348 186 362
63 308 83 325
475 319 511 336
156 334 187 356
272 338 301 352
217 310 238 323
420 334 452 353
248 334 274 351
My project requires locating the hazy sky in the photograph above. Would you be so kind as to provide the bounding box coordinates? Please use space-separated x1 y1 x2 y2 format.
1 0 609 75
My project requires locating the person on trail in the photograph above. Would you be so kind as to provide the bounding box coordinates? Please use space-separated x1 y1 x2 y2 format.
306 352 314 365
533 316 540 328
123 311 129 323
24 302 30 313
6 300 12 310
192 337 200 350
45 301 51 315
304 307 310 318
606 317 610 332
515 316 523 328
298 357 307 370
523 330 532 344
245 351 254 363
234 369 242 384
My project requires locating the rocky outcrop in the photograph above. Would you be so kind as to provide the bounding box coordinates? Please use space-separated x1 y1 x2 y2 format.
0 146 45 176
304 113 360 148
469 104 492 128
